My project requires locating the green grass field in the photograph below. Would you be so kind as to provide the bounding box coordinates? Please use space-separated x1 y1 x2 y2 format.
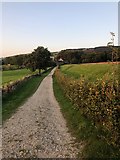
2 69 37 86
61 63 119 81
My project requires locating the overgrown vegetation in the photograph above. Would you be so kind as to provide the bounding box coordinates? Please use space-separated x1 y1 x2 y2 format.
54 64 120 158
2 69 51 122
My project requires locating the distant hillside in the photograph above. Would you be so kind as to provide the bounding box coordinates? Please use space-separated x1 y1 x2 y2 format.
2 46 120 66
56 46 120 64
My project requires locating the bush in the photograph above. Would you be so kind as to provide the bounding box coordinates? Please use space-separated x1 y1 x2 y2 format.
54 69 120 150
2 65 19 71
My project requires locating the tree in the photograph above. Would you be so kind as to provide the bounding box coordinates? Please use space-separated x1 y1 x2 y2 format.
26 46 51 75
24 53 36 72
15 55 24 67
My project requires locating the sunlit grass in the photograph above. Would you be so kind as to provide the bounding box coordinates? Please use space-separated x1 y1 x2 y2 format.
2 69 37 86
61 63 119 81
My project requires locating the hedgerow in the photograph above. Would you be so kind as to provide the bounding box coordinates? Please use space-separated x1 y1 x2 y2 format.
54 68 120 151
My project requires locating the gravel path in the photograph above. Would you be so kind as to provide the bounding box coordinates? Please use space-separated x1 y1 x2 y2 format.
2 68 81 158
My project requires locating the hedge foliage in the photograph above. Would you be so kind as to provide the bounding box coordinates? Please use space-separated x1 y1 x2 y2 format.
55 68 120 150
2 65 20 71
2 75 32 96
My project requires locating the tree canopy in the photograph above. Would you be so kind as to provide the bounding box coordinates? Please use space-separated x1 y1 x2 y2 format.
55 46 120 64
25 46 51 74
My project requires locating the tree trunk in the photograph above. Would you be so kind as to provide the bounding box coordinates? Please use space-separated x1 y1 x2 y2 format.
39 69 41 75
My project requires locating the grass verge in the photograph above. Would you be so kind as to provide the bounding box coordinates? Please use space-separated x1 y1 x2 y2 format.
53 75 120 159
2 69 51 122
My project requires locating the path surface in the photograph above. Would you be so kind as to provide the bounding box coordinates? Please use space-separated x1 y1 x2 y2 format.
2 69 80 158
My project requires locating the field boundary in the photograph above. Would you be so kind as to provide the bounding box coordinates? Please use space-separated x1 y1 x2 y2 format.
2 68 52 122
2 74 33 95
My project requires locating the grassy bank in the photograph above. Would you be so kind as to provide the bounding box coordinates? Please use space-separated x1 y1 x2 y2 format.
2 69 51 122
53 75 120 158
53 66 120 158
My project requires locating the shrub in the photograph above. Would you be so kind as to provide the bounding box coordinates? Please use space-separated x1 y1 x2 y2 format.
54 69 120 150
2 65 19 71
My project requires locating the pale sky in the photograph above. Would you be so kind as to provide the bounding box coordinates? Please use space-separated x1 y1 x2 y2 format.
1 1 118 57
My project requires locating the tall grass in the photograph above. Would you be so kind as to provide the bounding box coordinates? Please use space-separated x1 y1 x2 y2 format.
53 75 120 158
54 63 120 158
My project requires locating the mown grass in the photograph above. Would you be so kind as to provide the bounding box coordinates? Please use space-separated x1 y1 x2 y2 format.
61 63 119 81
2 69 51 122
2 68 38 85
53 69 120 158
